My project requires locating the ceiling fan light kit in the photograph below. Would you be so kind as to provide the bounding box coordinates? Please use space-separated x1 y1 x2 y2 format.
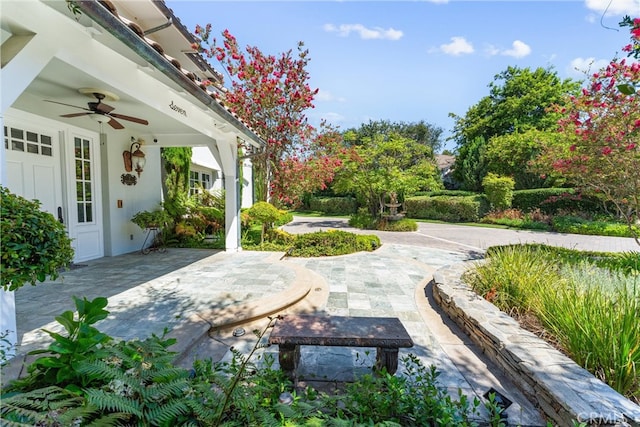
89 114 110 124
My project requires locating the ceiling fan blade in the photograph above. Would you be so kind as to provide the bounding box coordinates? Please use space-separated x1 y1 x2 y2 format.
110 113 149 126
44 100 90 111
60 112 92 118
90 101 115 114
107 118 125 130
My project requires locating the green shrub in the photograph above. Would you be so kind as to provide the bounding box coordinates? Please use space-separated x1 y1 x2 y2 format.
247 202 282 244
275 209 293 227
552 215 640 238
335 354 482 425
482 173 515 211
405 195 488 222
1 186 74 291
480 209 551 231
308 196 357 215
289 230 380 257
512 188 606 214
348 208 377 229
412 190 477 197
265 228 296 245
377 218 418 231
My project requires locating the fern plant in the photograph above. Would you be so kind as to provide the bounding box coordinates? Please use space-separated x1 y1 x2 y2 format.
76 331 203 426
0 385 127 426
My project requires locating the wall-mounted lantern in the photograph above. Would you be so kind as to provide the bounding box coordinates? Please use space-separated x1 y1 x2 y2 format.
123 137 146 177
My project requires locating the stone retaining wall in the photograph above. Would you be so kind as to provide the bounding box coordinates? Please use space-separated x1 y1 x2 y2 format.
431 263 640 427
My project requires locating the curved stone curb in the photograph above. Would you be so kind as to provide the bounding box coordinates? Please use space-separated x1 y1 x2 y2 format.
431 262 640 427
170 253 317 365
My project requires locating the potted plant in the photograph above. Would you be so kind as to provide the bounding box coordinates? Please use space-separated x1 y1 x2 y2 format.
131 209 171 230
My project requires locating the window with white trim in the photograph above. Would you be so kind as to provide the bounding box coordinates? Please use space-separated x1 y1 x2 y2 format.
74 136 94 223
190 170 212 195
4 126 53 156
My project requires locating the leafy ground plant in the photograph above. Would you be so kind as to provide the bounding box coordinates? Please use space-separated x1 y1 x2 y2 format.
2 298 505 426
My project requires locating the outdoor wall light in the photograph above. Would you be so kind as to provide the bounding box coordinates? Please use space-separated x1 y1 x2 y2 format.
123 137 146 177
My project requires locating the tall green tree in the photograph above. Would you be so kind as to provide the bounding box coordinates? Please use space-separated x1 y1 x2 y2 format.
333 133 442 217
453 136 488 192
486 129 563 189
343 119 443 154
450 66 580 190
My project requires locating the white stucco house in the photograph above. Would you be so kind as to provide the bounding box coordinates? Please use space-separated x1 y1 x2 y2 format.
0 0 264 353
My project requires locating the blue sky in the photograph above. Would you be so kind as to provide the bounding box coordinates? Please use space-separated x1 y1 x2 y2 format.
166 0 639 151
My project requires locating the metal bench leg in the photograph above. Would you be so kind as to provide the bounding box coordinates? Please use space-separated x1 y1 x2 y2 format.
279 344 300 379
375 347 399 375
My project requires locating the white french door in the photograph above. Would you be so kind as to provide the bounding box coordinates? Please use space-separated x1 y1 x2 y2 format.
65 133 104 262
3 122 64 220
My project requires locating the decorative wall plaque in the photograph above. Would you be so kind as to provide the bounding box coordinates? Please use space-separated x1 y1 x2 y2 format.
121 173 137 186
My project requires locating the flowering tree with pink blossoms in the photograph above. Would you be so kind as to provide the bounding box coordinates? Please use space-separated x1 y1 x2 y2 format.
539 20 640 243
193 25 343 207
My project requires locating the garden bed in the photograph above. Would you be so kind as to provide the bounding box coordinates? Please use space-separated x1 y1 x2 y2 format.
431 262 640 426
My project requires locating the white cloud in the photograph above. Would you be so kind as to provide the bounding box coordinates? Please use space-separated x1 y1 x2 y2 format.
484 44 500 56
569 57 611 77
485 40 532 58
323 23 403 40
440 36 474 56
321 112 346 123
502 40 532 58
315 89 346 103
585 0 639 16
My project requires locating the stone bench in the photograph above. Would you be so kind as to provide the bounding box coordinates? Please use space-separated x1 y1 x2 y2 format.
268 314 414 378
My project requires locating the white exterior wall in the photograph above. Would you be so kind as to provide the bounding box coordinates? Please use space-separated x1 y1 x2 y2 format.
100 137 164 256
241 158 254 208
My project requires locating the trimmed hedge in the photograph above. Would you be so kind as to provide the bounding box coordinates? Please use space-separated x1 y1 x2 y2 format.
512 188 606 214
308 196 357 215
289 230 381 257
405 195 489 222
412 190 476 197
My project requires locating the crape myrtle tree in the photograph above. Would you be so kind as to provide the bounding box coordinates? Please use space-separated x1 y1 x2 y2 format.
450 66 580 191
194 25 342 207
537 17 640 244
333 131 442 217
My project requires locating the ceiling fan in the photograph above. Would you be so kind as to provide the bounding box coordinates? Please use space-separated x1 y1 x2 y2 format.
44 89 149 130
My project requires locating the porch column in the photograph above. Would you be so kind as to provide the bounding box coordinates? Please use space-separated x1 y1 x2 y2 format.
215 137 241 252
0 113 17 359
